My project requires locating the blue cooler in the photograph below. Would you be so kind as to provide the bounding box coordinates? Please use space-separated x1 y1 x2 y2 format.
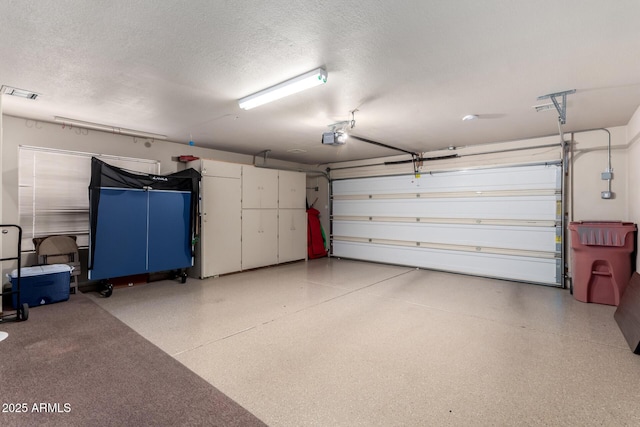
8 264 72 308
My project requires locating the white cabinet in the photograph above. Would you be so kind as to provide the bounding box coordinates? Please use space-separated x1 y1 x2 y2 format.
241 165 279 270
202 160 241 179
201 176 241 276
188 159 242 278
241 209 278 270
279 170 306 209
278 209 307 263
190 160 307 278
242 166 278 209
277 170 307 263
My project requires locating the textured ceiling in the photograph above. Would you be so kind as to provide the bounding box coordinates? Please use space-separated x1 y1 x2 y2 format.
1 0 640 164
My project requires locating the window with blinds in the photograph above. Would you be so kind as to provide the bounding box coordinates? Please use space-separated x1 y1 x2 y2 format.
19 146 160 251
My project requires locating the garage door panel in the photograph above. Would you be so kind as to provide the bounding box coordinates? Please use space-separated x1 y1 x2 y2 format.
332 165 560 195
333 241 559 285
333 196 559 220
332 221 558 252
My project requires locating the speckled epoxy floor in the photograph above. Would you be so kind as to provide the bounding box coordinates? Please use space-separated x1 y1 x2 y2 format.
90 258 640 426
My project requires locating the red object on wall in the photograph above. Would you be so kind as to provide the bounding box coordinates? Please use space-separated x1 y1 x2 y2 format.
569 221 637 306
178 155 200 162
307 207 327 259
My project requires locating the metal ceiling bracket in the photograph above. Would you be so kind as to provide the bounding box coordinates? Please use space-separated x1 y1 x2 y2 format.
537 89 576 125
329 121 350 133
253 149 271 166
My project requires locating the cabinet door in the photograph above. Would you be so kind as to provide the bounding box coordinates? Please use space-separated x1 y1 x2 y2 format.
201 176 242 277
200 159 242 179
241 209 278 270
278 209 307 263
242 166 278 209
279 170 306 209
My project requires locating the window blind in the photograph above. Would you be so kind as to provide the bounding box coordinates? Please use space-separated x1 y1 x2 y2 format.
19 146 160 251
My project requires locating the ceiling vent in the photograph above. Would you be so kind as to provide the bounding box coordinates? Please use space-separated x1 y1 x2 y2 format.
1 85 40 100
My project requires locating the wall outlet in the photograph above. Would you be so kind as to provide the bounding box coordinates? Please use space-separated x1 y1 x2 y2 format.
601 171 613 180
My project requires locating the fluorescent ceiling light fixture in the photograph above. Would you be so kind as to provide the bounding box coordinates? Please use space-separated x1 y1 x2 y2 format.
2 85 40 100
53 116 167 140
238 68 328 110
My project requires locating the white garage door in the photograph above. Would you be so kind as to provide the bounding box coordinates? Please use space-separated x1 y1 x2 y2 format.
331 163 562 286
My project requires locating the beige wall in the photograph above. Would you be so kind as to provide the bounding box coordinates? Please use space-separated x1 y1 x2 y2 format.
626 105 640 272
4 109 640 278
0 114 306 279
324 126 634 279
1 114 304 222
327 135 564 180
325 129 628 221
2 117 195 223
569 126 628 222
0 98 3 225
1 98 5 303
325 128 626 221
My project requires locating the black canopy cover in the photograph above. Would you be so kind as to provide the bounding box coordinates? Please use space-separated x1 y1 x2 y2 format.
88 157 201 269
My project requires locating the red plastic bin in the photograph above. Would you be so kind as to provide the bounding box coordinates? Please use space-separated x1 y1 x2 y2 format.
568 221 636 305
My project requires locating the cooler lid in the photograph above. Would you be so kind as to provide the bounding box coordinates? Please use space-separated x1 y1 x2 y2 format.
9 264 73 278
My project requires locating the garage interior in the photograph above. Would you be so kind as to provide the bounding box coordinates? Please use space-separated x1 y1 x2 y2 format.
2 1 640 426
